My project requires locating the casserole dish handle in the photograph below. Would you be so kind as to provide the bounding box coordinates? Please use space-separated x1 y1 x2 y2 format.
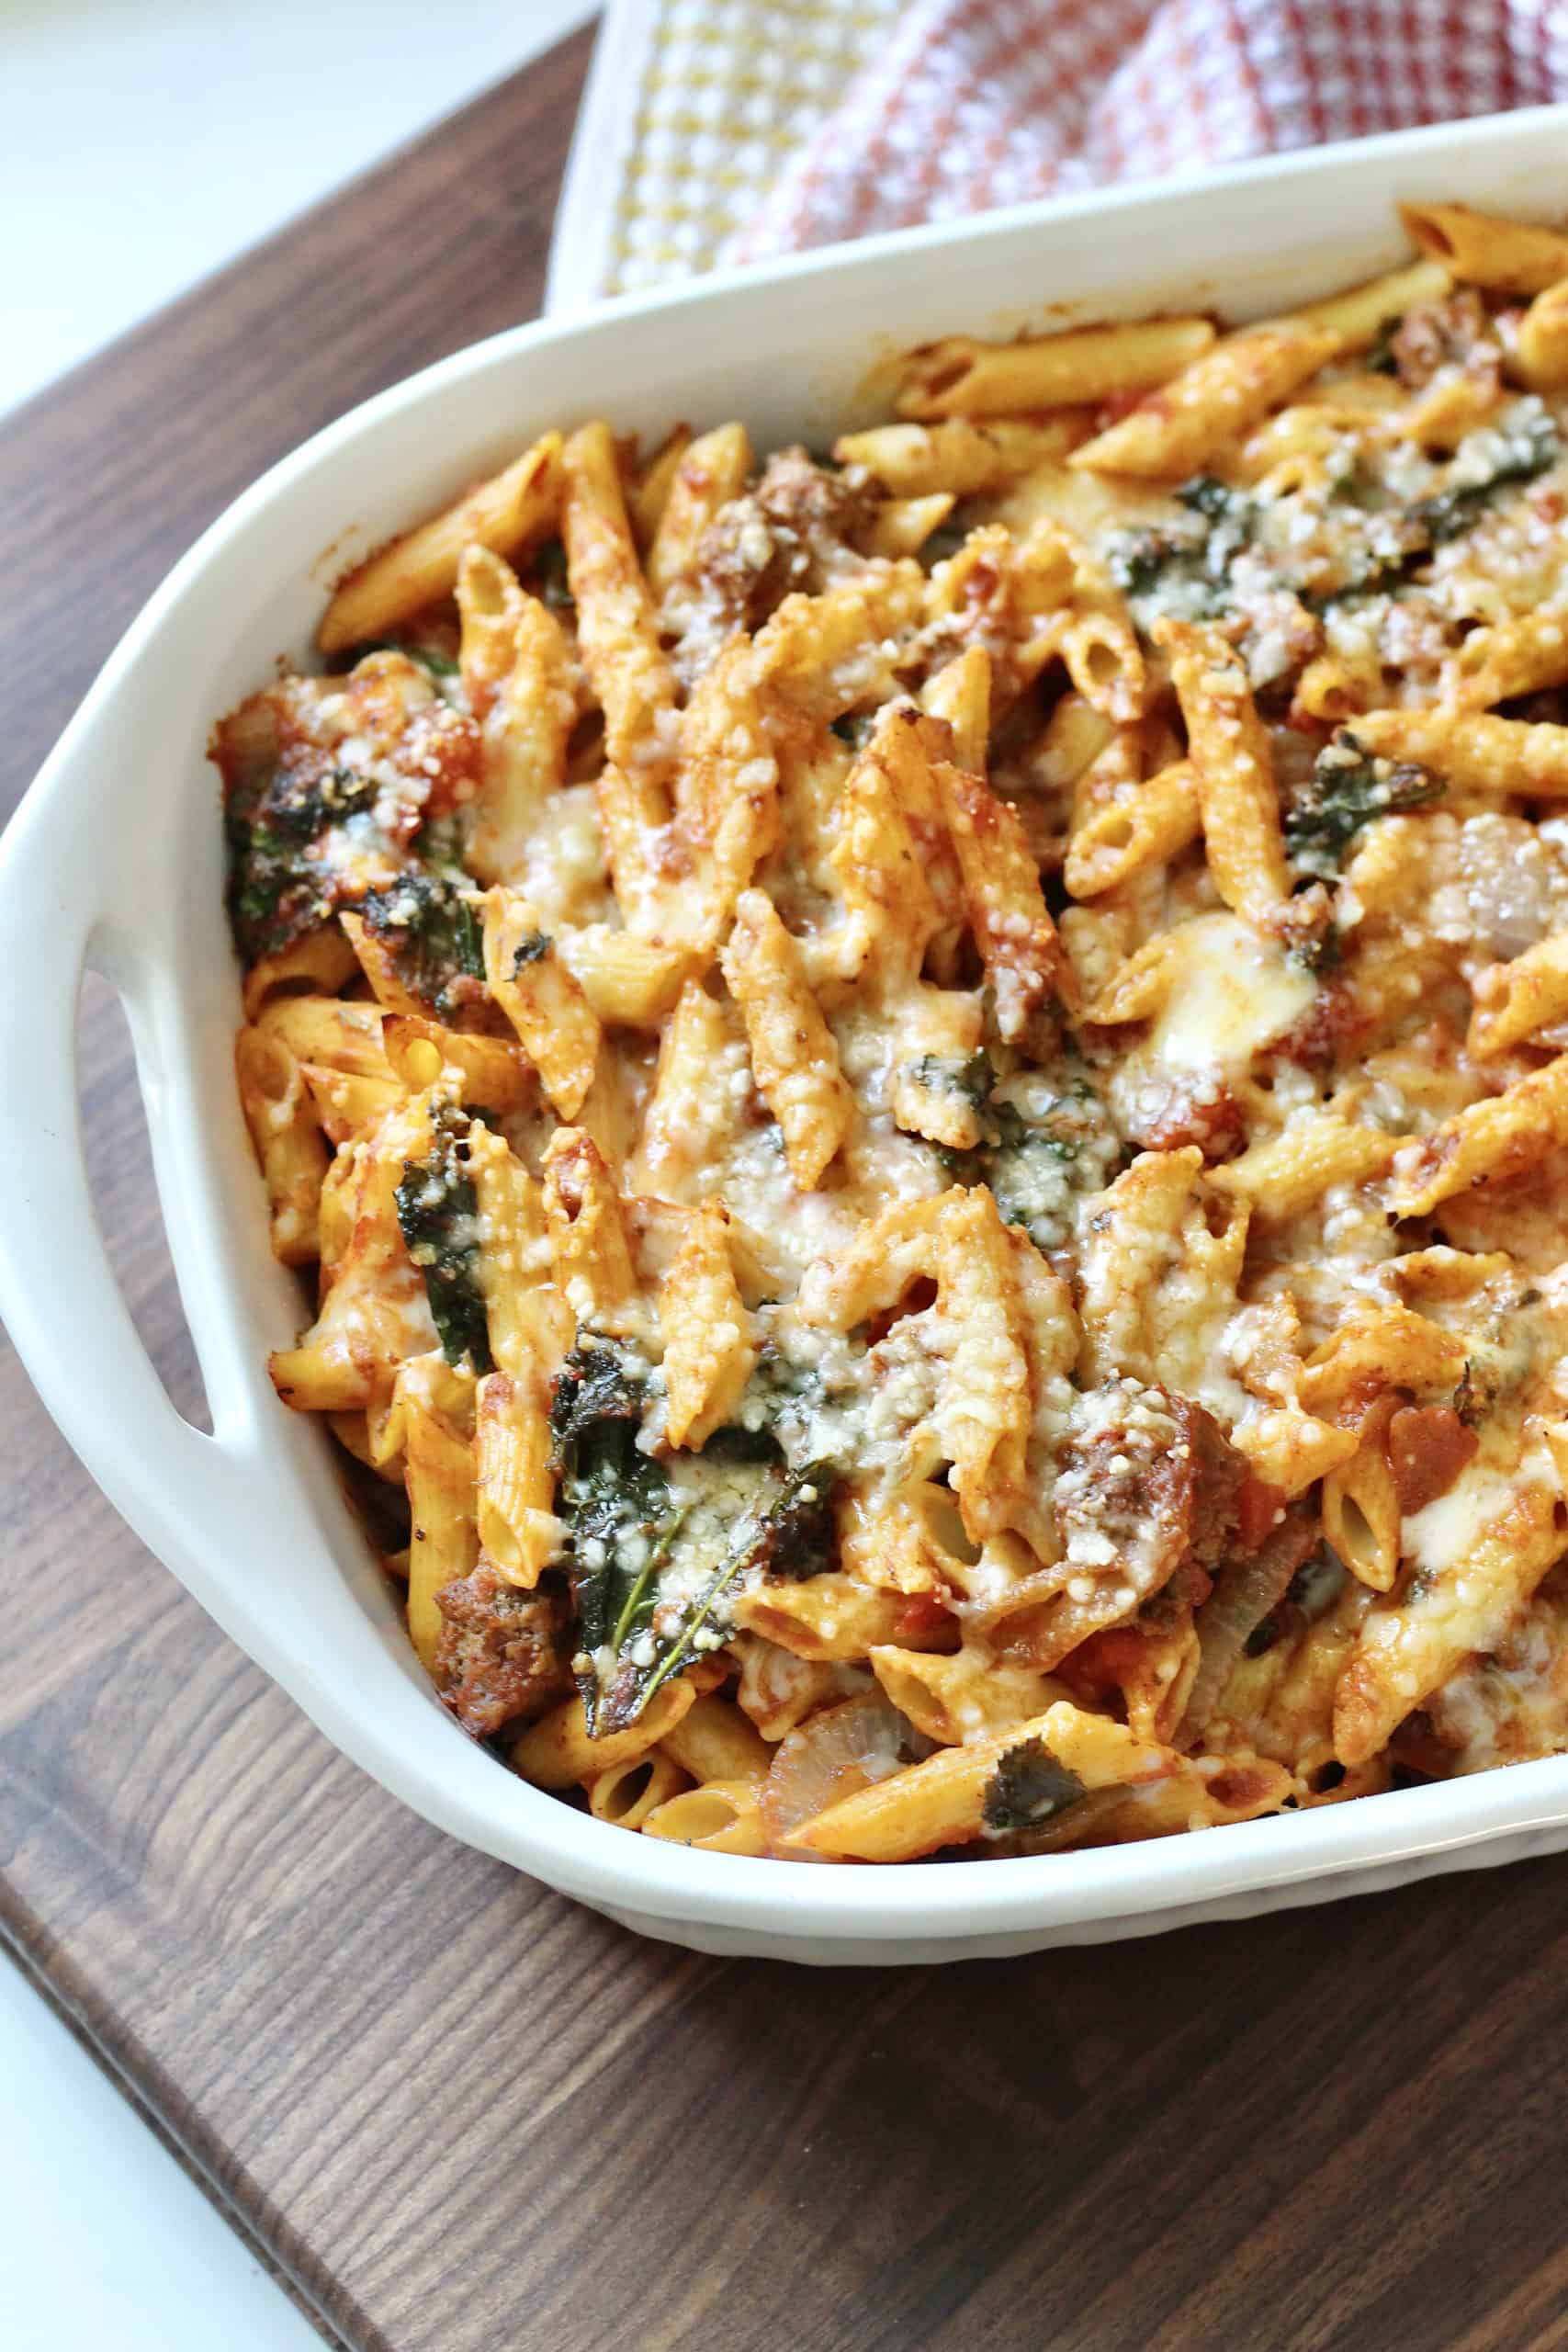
0 744 257 1544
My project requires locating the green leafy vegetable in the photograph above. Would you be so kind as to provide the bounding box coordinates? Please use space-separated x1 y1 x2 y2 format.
911 1049 995 1113
737 1337 859 1473
1365 311 1406 376
1410 407 1560 545
1111 534 1179 599
745 1454 838 1580
359 870 488 1018
981 1736 1087 1835
1284 729 1443 877
1109 475 1258 612
939 1068 1122 1253
550 1342 677 1732
1277 885 1341 976
550 1342 650 1456
1313 408 1561 611
552 1342 839 1734
394 1105 492 1372
1177 473 1251 525
224 762 376 965
627 1456 837 1724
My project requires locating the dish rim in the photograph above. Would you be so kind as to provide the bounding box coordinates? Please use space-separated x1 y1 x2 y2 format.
7 101 1568 1946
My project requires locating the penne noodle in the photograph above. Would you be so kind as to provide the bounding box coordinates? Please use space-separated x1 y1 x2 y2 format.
1517 275 1568 392
640 1780 768 1856
234 1024 330 1266
896 318 1216 418
1069 327 1338 478
1156 621 1289 919
318 433 563 652
1349 707 1568 797
1399 201 1568 295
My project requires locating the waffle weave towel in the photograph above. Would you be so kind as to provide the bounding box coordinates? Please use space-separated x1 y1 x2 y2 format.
547 0 1568 312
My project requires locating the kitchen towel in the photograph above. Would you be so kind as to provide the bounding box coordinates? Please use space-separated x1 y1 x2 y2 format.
547 0 1568 311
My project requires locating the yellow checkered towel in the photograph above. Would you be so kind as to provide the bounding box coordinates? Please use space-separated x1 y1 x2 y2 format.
547 0 900 310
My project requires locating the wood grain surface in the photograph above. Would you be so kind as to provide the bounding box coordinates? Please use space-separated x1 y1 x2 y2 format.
7 32 1568 2351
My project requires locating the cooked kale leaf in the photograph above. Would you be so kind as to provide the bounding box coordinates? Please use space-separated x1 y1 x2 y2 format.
551 1343 676 1731
359 870 487 1018
1365 311 1406 376
394 1105 493 1372
550 1343 648 1456
623 1455 838 1728
938 1067 1122 1253
981 1736 1088 1835
911 1049 995 1114
1410 407 1560 545
748 1456 838 1580
1109 475 1257 613
1177 473 1251 525
224 762 377 965
1313 409 1561 611
1284 729 1443 877
553 1338 839 1735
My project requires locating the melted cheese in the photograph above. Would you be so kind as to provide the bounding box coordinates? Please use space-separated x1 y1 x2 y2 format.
1403 1458 1519 1577
1149 913 1317 1076
1403 1442 1558 1578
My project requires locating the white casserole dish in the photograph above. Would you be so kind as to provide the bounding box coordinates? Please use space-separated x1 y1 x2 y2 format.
6 107 1568 1965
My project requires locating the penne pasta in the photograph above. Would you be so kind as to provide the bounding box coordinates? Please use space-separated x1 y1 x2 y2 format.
318 433 563 652
720 889 854 1189
234 1023 330 1266
1156 621 1289 919
1348 707 1568 797
896 317 1216 418
1518 276 1568 392
1400 201 1568 295
1069 327 1338 478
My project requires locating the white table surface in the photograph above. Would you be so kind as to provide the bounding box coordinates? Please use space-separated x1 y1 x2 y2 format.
3 0 592 416
2 4 592 2343
0 1954 325 2352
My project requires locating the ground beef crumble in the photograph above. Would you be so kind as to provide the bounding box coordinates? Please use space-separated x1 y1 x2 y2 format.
662 447 879 682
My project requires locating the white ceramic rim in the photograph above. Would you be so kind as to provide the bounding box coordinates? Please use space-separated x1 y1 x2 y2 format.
6 103 1568 1947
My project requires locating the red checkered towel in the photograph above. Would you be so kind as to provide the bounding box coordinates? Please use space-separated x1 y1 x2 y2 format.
736 0 1568 262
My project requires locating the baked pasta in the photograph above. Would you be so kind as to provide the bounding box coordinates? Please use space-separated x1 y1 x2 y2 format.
220 198 1568 1863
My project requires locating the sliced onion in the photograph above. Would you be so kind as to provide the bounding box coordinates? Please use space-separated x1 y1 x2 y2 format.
760 1690 917 1861
1178 1516 1320 1743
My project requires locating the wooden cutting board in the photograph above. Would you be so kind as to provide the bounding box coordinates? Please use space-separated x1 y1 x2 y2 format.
7 31 1568 2348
